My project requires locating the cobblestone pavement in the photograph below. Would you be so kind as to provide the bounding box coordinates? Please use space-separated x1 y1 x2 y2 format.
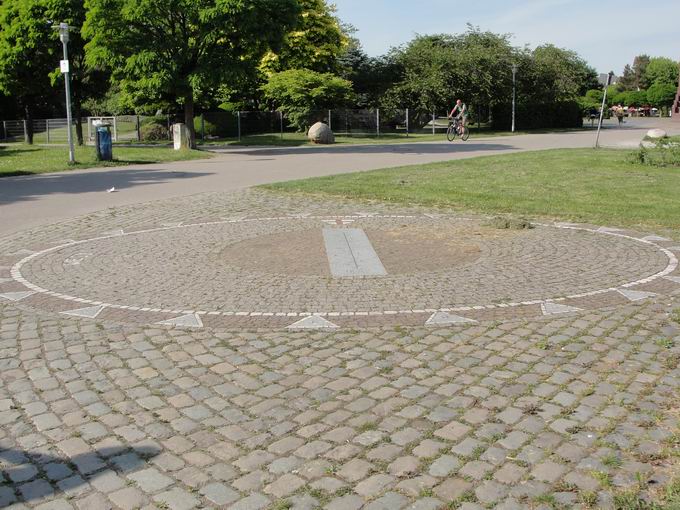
0 191 679 509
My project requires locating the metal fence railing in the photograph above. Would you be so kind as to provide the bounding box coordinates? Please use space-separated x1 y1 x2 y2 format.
0 109 459 145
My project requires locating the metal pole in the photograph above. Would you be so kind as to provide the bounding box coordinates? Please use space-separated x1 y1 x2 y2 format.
376 109 380 137
328 109 332 130
511 64 517 133
136 115 141 141
59 24 75 163
405 108 409 137
237 111 241 141
279 111 283 139
432 112 435 135
46 119 50 144
595 72 614 149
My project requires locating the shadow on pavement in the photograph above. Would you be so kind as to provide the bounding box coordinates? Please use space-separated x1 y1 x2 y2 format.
0 445 160 504
0 168 212 206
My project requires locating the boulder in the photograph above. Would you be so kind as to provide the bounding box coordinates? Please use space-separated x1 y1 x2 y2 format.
173 123 191 150
647 128 667 139
308 122 335 144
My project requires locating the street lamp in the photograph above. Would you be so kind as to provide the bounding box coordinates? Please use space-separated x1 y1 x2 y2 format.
511 64 518 133
58 23 75 164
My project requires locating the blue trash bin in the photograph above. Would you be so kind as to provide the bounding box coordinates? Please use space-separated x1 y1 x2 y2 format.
95 125 113 161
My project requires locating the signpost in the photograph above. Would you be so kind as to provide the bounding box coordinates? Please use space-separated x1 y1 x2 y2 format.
58 23 75 164
511 64 518 133
595 71 614 148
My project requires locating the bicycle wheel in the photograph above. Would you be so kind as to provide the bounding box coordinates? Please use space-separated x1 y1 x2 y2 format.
460 126 470 141
446 124 457 142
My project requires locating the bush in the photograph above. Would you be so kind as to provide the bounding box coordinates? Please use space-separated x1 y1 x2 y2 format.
140 122 168 141
193 114 238 138
632 139 680 167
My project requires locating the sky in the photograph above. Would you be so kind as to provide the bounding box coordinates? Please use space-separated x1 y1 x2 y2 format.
332 0 680 75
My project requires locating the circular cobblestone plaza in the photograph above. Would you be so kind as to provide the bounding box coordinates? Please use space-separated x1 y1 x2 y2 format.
1 191 679 330
0 190 679 509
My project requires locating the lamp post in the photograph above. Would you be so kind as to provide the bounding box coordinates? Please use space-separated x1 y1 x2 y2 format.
58 23 75 164
511 64 518 133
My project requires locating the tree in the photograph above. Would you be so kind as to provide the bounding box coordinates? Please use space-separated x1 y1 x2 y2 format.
646 82 677 108
44 0 109 145
618 55 650 91
83 0 300 147
261 68 354 131
260 0 346 74
645 57 679 86
381 28 515 115
0 0 55 143
528 45 598 103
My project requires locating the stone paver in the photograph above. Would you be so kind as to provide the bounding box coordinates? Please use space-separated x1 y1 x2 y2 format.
0 192 678 509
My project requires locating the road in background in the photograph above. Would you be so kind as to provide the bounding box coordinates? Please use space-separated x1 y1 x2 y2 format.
1 118 678 236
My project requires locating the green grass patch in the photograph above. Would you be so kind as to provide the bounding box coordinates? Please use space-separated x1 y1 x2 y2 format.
262 148 680 236
0 144 209 177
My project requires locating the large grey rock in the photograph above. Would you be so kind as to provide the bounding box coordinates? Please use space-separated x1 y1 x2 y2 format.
647 128 667 139
308 122 335 144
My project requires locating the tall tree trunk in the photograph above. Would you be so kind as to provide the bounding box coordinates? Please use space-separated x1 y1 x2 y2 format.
184 92 196 149
24 103 34 145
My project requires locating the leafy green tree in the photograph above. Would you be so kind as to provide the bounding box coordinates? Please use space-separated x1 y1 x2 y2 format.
83 0 300 147
528 44 598 103
261 68 354 131
44 0 109 145
0 0 55 143
261 0 346 74
646 82 677 108
619 55 650 90
645 57 679 86
381 28 515 115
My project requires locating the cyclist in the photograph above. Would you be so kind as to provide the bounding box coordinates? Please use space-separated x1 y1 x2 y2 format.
448 99 468 133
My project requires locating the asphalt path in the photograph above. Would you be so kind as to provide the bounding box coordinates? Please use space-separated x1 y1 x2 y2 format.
1 118 678 236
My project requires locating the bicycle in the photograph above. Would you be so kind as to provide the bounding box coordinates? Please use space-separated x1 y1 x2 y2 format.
446 117 470 142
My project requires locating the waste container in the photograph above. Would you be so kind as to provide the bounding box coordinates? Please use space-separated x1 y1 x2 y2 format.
95 124 113 161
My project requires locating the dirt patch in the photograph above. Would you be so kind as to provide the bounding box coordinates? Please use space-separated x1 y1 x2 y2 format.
219 229 329 276
218 223 527 276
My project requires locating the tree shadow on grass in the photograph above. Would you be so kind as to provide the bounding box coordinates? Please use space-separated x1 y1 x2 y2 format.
0 444 160 504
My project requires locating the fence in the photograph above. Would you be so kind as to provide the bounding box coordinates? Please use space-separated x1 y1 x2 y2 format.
0 109 457 145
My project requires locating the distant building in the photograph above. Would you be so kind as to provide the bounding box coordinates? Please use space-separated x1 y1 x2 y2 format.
598 73 619 86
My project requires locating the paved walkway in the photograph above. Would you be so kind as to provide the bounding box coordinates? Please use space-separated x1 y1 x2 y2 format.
2 118 679 237
0 191 679 509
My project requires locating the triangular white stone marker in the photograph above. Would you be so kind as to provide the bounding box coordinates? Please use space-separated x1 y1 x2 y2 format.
541 302 582 315
0 291 36 301
425 312 477 326
157 313 204 328
61 305 105 319
287 316 339 329
663 276 680 284
617 289 657 301
642 235 671 242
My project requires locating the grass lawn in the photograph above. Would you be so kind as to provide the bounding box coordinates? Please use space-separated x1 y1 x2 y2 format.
263 148 680 236
0 144 210 177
